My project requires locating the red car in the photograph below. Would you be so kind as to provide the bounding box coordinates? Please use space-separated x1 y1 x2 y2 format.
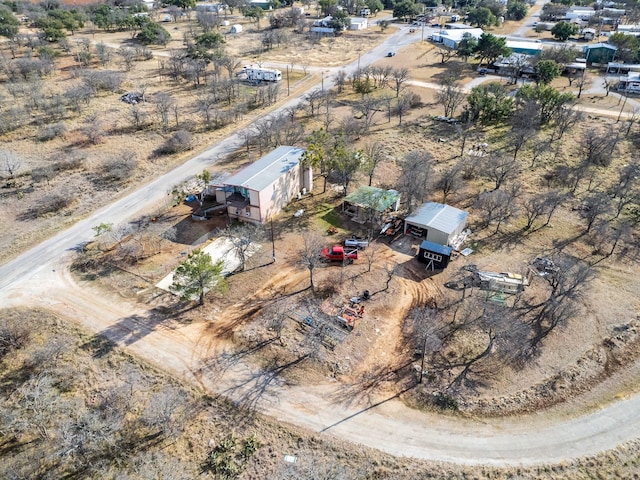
320 245 358 264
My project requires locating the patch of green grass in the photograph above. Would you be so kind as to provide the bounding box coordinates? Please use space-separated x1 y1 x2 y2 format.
315 203 343 230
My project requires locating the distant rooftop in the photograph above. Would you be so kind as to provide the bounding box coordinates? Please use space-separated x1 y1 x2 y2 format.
224 146 305 192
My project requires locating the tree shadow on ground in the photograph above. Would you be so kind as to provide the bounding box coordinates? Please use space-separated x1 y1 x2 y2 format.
321 384 416 433
81 306 193 358
330 360 415 409
217 354 308 413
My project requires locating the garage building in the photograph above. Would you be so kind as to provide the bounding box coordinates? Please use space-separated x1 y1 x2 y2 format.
404 202 468 246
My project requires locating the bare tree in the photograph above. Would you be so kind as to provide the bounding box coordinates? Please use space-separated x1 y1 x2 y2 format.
551 106 582 142
436 79 465 118
580 126 619 167
580 191 613 233
435 161 463 203
611 162 640 217
353 95 380 133
435 44 455 64
298 232 324 294
543 189 567 226
482 155 519 190
153 92 174 131
392 67 409 98
304 89 325 117
0 150 22 179
521 192 549 230
221 223 265 271
596 218 634 257
624 107 640 136
362 142 385 186
475 189 517 234
395 93 412 125
397 151 434 212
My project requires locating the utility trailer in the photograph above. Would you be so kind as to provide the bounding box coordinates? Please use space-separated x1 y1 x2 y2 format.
241 65 282 82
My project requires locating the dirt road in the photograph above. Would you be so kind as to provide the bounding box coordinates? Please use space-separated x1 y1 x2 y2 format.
1 25 639 467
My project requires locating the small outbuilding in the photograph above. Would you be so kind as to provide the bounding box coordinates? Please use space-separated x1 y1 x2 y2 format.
342 186 401 224
230 24 243 33
349 17 368 30
404 202 468 247
418 240 453 271
583 43 617 64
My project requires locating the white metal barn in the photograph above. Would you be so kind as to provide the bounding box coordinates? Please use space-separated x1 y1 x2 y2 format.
404 202 468 247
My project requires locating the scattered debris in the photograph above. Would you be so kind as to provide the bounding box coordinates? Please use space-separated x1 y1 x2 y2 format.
120 92 144 104
530 256 558 276
294 209 304 217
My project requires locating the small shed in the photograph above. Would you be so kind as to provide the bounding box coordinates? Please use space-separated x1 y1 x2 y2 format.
230 24 243 33
342 186 400 224
350 17 368 30
404 202 468 246
418 240 453 271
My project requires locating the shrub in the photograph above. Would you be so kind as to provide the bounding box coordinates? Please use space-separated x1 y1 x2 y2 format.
38 122 67 141
160 130 192 154
23 191 73 218
101 155 138 183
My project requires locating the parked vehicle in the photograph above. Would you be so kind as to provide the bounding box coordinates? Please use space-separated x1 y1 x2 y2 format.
321 245 358 263
241 65 282 82
387 51 396 57
344 236 369 250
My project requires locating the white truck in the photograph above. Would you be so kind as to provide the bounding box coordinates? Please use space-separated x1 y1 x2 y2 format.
241 65 282 82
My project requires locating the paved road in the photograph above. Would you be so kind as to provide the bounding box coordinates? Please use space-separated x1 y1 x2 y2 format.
2 23 640 468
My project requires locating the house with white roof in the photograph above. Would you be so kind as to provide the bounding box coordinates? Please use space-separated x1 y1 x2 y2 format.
432 28 483 49
212 146 312 223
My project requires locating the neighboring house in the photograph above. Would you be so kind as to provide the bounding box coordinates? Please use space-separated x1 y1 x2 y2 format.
432 28 483 49
505 40 543 56
212 146 312 224
583 42 617 64
350 17 368 30
582 28 597 41
566 7 596 21
404 202 468 247
310 15 342 34
617 24 640 33
342 186 401 224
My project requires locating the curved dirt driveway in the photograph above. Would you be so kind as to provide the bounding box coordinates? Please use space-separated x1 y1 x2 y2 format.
3 256 640 467
1 26 639 467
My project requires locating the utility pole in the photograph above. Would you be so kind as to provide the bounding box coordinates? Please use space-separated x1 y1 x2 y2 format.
618 85 629 123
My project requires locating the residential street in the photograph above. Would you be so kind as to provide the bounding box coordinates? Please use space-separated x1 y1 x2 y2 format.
1 21 639 467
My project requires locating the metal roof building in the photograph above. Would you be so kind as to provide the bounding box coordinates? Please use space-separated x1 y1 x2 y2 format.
223 146 304 192
404 202 468 247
